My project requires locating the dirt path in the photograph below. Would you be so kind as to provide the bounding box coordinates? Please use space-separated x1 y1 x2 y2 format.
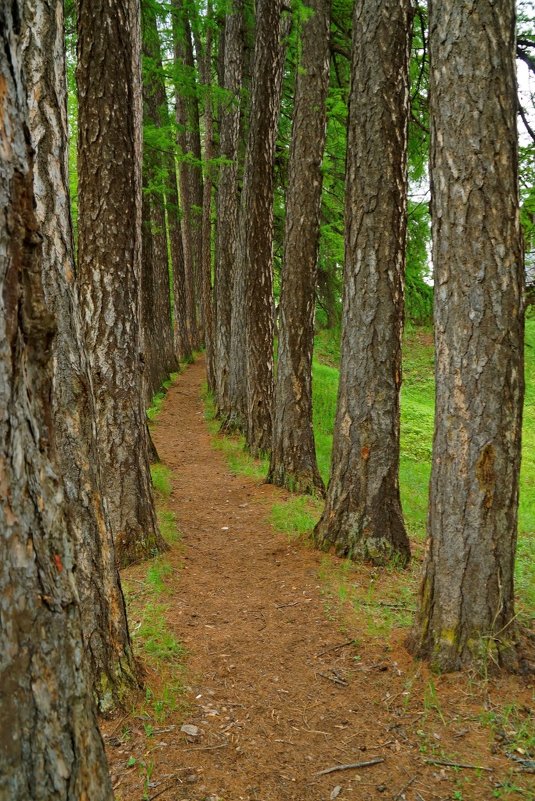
105 359 534 801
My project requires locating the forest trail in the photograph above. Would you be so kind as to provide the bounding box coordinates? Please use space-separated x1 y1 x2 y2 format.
105 359 534 801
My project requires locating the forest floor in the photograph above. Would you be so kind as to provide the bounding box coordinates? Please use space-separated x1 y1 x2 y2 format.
104 357 535 801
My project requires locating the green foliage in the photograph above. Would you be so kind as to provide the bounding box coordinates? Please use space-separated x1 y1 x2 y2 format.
269 496 323 539
312 321 535 599
151 463 173 497
157 508 181 544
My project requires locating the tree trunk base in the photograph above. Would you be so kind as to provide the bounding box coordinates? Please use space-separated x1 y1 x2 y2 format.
267 464 325 498
313 507 410 567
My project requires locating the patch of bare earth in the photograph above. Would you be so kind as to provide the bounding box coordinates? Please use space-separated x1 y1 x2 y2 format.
104 358 535 801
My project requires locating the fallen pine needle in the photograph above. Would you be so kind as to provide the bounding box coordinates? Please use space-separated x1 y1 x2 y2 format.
315 757 385 776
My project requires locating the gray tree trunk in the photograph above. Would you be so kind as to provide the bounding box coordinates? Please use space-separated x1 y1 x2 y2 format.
0 4 113 797
77 0 167 568
21 0 137 709
242 0 288 456
408 0 524 672
268 0 331 495
142 5 178 399
313 0 411 565
214 0 244 417
200 1 216 393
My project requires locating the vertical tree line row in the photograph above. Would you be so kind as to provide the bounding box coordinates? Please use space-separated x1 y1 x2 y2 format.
0 0 529 797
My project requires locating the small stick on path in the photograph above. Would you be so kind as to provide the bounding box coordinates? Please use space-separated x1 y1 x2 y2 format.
315 639 356 658
393 775 416 800
315 757 385 776
424 758 492 772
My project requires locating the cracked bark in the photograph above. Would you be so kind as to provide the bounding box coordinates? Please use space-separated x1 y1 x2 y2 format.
408 0 524 672
268 0 331 495
240 0 288 456
0 4 113 796
214 0 244 417
21 0 138 708
77 0 166 568
313 0 411 565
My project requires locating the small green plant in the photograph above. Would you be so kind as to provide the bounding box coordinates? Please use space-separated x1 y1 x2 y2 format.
151 463 173 497
157 508 181 545
146 558 173 595
136 603 185 662
269 496 322 539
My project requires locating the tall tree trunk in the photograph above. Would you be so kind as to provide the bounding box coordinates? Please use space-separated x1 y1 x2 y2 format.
142 5 178 399
241 0 288 456
200 1 216 392
173 0 200 349
0 5 113 796
77 0 166 568
268 0 331 495
313 0 411 565
21 0 137 709
168 171 192 362
408 0 524 671
214 0 244 416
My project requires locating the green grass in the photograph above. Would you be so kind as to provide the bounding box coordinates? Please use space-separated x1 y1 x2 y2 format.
202 385 269 480
157 508 181 545
151 463 173 498
136 602 185 662
269 495 323 539
147 372 179 422
311 320 535 617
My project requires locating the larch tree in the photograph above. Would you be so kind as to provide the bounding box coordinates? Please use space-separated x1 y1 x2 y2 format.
199 0 216 392
268 0 331 495
172 0 200 349
0 3 113 797
241 0 288 456
21 0 137 708
77 0 167 568
142 3 178 400
313 0 412 565
214 0 244 417
408 0 524 671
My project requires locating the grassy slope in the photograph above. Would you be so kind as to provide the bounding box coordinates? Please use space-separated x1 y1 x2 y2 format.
313 320 535 617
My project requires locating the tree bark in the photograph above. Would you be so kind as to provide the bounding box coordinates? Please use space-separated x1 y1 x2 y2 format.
241 0 288 456
77 0 167 568
214 0 244 416
142 13 178 401
0 5 113 796
408 0 524 671
268 0 331 495
313 0 411 565
172 0 200 350
21 0 138 709
199 1 216 392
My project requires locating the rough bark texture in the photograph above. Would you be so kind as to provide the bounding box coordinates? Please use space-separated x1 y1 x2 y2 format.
77 0 166 568
214 0 244 416
268 0 331 495
21 0 137 709
0 5 113 797
142 16 177 401
168 172 192 362
408 0 524 671
173 0 200 350
200 2 216 392
313 0 411 565
241 0 288 456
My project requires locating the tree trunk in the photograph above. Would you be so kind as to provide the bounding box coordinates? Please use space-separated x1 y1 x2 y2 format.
0 5 113 796
142 5 178 399
408 0 524 672
214 0 244 416
268 0 331 495
168 171 192 363
200 1 216 393
313 0 411 565
241 0 288 457
173 0 200 350
21 0 137 710
77 0 167 568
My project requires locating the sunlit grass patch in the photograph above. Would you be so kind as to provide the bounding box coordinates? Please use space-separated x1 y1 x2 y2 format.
157 508 181 545
269 495 323 539
151 463 172 498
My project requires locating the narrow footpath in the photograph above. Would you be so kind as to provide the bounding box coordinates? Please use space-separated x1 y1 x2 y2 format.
104 358 534 801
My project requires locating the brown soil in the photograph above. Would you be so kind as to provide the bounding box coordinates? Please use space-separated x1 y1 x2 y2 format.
104 358 535 801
